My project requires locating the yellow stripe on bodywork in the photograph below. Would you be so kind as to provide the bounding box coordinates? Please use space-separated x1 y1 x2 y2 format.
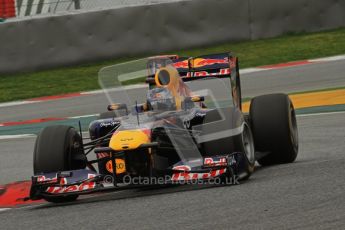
109 130 150 151
242 88 345 113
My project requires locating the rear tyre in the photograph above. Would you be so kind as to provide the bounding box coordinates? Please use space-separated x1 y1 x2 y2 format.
250 94 298 166
33 125 87 203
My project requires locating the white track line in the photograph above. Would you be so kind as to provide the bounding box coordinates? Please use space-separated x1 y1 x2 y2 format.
68 114 99 119
0 203 47 213
0 134 37 140
0 101 36 108
0 208 11 212
0 111 344 140
81 84 147 95
239 68 266 75
297 110 345 117
310 54 345 62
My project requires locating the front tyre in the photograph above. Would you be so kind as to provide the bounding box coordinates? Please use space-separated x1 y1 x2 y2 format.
250 94 298 166
33 125 87 203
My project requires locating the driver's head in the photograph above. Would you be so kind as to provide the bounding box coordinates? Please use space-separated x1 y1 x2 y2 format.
153 65 193 110
147 87 176 112
154 65 179 88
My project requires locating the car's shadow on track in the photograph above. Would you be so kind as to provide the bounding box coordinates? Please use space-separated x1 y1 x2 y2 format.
30 164 279 210
31 180 250 210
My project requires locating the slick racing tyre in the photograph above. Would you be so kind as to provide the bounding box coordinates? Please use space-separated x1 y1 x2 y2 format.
33 125 87 202
249 94 298 166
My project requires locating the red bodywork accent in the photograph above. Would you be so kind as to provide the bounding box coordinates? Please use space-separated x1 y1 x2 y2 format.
141 129 152 139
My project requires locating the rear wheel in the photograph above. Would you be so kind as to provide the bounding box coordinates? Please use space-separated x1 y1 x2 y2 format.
250 94 298 166
34 125 87 202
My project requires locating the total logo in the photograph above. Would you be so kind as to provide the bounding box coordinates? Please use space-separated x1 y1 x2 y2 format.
106 158 126 174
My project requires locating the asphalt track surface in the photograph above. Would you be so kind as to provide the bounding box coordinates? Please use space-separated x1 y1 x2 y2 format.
0 112 344 229
0 59 345 229
1 59 345 123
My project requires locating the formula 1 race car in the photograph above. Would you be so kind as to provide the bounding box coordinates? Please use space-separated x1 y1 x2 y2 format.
29 53 299 203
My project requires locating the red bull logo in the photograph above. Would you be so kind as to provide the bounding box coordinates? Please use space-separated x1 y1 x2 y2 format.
193 58 229 67
46 182 96 194
173 60 189 69
171 168 227 181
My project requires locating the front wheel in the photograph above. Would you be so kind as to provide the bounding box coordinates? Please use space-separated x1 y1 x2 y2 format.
33 125 87 203
250 94 299 166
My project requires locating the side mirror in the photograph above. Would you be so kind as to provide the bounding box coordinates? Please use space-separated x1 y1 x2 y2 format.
182 96 205 110
107 103 128 115
189 96 205 102
132 103 149 114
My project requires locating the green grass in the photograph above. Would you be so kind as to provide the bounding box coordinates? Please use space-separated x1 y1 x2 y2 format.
1 27 345 103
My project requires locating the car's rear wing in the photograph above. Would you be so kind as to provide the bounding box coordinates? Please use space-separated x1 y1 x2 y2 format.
146 52 238 85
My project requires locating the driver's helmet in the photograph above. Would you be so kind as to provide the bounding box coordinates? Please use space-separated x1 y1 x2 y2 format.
147 87 176 112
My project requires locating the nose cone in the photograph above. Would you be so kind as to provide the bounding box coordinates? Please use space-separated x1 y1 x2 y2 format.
109 130 150 151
